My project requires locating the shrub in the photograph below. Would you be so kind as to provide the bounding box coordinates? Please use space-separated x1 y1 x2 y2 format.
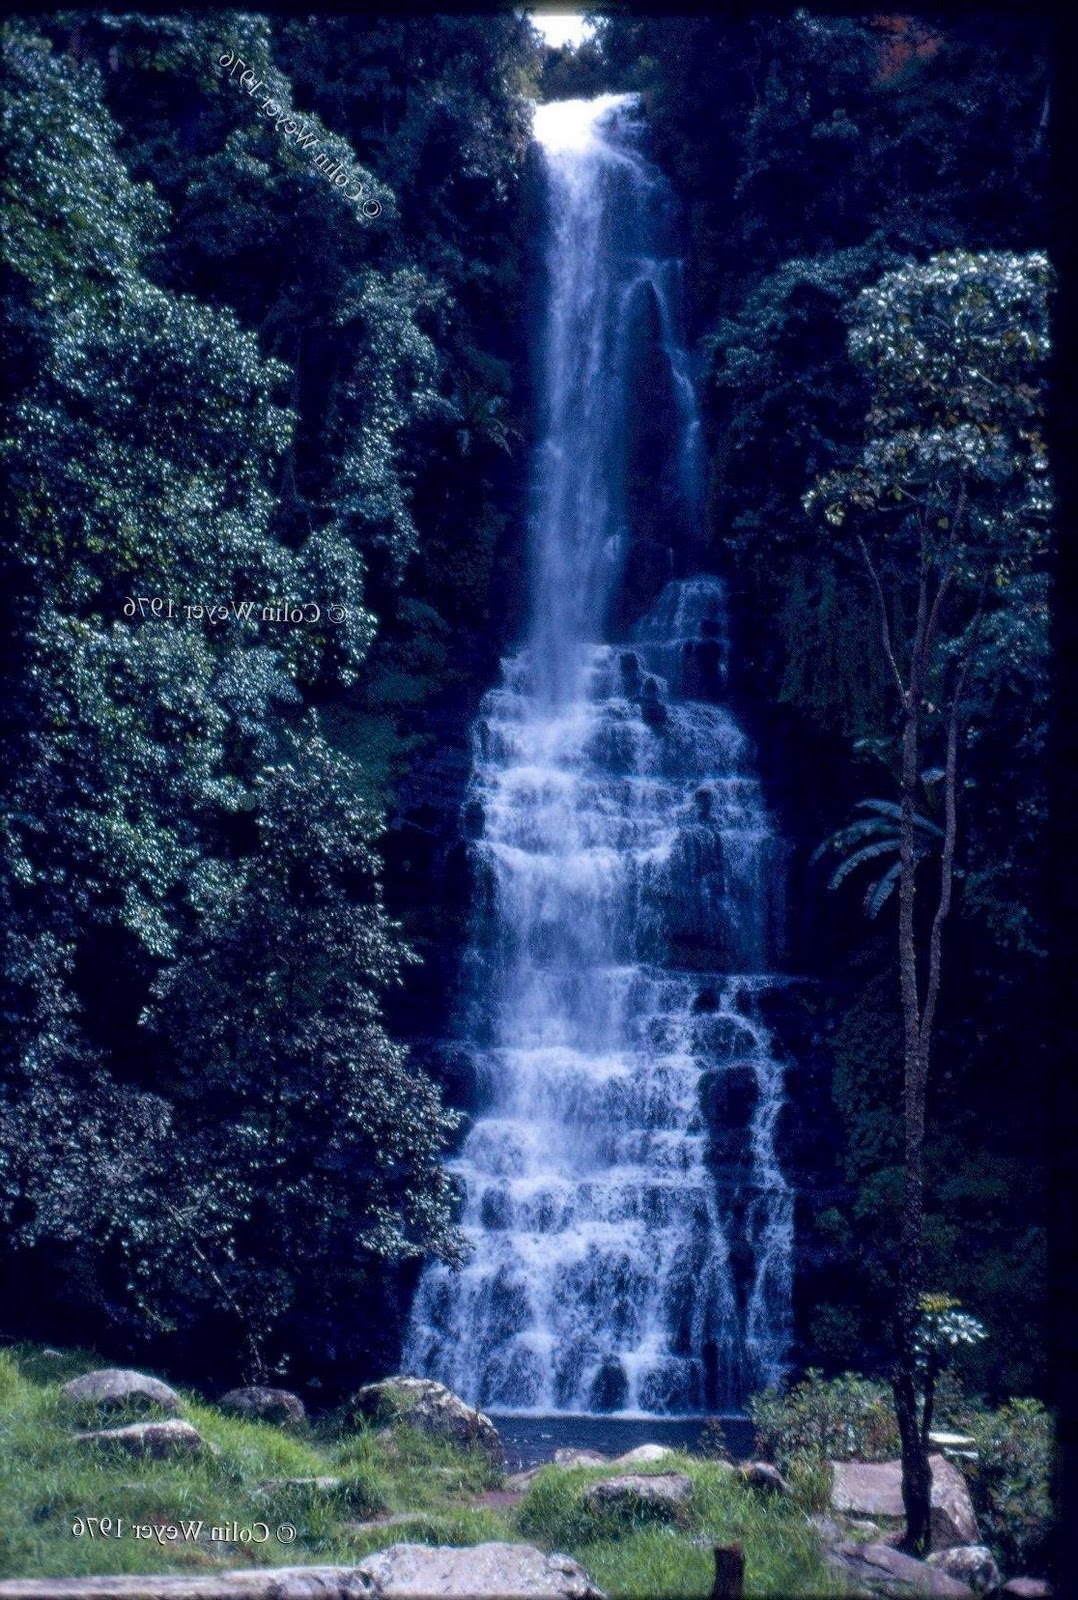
748 1369 900 1475
960 1398 1053 1576
697 1417 731 1460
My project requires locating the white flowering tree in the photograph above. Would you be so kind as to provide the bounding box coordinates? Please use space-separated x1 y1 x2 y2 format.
805 249 1051 1553
914 1293 987 1448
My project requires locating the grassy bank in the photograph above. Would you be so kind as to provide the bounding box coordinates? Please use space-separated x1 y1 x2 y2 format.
0 1346 843 1595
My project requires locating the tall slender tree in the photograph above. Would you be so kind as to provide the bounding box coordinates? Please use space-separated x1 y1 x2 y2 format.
806 249 1051 1550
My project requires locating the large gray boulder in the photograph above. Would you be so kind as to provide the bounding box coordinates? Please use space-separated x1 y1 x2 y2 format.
831 1454 980 1551
553 1448 607 1466
824 1540 976 1596
347 1377 503 1464
583 1471 693 1523
0 1546 605 1599
73 1419 206 1459
60 1369 180 1415
359 1542 604 1598
219 1386 306 1427
926 1547 1002 1595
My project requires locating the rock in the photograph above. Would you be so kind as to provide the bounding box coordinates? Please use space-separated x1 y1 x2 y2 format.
928 1432 978 1453
506 1467 544 1491
826 1541 977 1596
219 1386 306 1426
928 1455 981 1549
73 1419 206 1458
993 1582 1053 1599
830 1455 980 1551
807 1512 844 1544
553 1448 607 1466
613 1443 674 1464
347 1377 503 1464
60 1369 181 1415
583 1471 693 1522
358 1541 605 1597
0 1546 606 1599
832 1460 909 1520
738 1460 792 1495
926 1547 1002 1595
255 1477 341 1494
0 1573 373 1598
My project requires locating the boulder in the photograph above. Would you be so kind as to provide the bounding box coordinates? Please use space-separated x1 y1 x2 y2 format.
738 1460 792 1495
73 1419 206 1458
358 1541 605 1598
0 1547 605 1599
60 1369 180 1416
825 1540 977 1596
553 1448 607 1466
993 1582 1053 1599
926 1547 1002 1595
830 1455 979 1551
219 1386 306 1426
928 1455 981 1549
347 1377 503 1464
583 1471 693 1523
613 1443 674 1465
0 1577 373 1599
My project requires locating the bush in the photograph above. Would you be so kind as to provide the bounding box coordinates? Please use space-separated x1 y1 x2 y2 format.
697 1417 732 1460
960 1398 1053 1575
748 1369 900 1475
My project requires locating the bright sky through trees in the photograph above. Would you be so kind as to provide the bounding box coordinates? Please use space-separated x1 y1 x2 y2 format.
529 11 595 49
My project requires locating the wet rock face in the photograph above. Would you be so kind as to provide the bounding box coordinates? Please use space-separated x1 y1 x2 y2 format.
346 1377 504 1466
60 1369 181 1416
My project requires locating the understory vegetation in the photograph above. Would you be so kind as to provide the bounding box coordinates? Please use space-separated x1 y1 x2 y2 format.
1 1348 837 1596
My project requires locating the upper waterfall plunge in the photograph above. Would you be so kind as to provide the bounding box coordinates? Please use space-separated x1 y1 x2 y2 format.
404 96 793 1414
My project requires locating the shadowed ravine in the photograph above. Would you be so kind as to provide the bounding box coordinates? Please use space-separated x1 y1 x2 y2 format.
405 94 794 1416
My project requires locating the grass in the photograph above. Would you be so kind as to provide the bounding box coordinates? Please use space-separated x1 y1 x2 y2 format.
0 1346 851 1595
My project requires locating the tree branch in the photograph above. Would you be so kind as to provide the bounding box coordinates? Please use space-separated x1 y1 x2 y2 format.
857 534 905 702
919 597 984 1061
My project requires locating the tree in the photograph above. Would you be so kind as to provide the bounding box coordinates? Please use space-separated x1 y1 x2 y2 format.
0 22 465 1376
805 249 1051 1551
143 737 466 1379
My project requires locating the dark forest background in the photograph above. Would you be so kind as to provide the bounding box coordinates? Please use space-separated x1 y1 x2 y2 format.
0 8 1057 1422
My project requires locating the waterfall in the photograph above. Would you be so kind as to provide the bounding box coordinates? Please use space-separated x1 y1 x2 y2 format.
404 94 793 1415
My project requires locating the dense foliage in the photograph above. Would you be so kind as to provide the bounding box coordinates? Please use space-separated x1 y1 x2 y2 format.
0 11 537 1390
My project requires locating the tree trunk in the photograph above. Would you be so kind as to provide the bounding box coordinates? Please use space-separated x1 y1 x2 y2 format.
894 600 932 1555
711 1545 745 1600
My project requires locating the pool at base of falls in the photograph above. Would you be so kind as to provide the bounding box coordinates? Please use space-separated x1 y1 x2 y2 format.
490 1411 757 1471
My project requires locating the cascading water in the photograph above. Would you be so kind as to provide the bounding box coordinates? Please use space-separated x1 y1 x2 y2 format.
404 94 793 1415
